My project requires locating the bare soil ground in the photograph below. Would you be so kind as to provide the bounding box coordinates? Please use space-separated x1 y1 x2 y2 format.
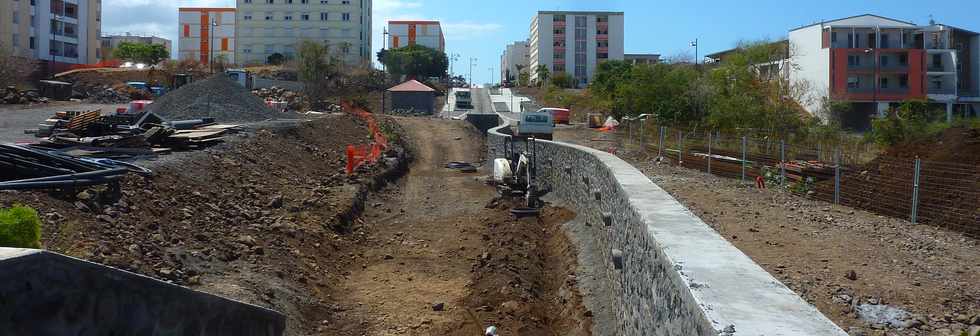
556 125 980 336
318 117 591 335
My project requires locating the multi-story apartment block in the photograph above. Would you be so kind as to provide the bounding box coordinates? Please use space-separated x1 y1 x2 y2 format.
178 8 236 65
528 11 624 87
387 20 443 51
235 0 372 66
0 0 101 70
101 33 173 60
624 53 660 65
788 14 980 129
500 41 528 85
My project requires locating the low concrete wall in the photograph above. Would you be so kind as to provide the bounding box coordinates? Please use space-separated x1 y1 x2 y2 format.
0 248 285 336
487 125 846 336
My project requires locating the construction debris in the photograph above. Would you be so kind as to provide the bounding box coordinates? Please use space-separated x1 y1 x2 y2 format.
252 86 307 112
148 75 279 122
2 86 49 105
0 144 142 191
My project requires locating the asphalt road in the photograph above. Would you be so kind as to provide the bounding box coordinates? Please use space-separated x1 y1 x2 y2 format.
0 103 125 143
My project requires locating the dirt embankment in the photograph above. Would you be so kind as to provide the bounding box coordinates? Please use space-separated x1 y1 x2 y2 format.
556 125 980 335
0 113 407 335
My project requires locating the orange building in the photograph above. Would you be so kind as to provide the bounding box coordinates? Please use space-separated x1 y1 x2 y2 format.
178 8 236 65
388 20 444 51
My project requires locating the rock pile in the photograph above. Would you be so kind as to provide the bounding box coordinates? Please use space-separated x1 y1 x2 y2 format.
2 86 49 105
252 86 306 112
75 84 151 104
147 75 279 122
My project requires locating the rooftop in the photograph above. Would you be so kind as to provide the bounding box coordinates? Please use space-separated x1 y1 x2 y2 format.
538 10 624 16
388 80 435 93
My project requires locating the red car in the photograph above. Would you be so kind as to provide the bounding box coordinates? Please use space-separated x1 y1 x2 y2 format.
541 108 571 125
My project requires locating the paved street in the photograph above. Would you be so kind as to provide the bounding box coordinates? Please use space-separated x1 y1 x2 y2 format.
0 103 125 144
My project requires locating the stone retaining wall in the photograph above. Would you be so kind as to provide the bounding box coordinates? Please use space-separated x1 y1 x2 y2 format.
488 124 846 336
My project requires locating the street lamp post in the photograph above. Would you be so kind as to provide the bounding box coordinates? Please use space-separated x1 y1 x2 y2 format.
690 38 699 65
382 28 389 114
468 57 477 88
209 19 218 74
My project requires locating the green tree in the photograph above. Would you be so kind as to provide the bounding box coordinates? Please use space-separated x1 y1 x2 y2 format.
378 44 448 79
267 52 286 65
551 72 575 88
114 42 169 65
534 65 550 87
297 41 340 105
518 71 530 88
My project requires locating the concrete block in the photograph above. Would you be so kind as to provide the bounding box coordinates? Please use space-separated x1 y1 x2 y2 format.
0 248 286 336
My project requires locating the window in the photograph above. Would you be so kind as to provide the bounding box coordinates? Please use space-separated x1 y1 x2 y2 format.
880 77 888 89
899 74 909 88
284 14 293 20
847 76 859 88
880 55 888 66
525 115 549 123
847 55 860 66
266 0 274 3
301 14 310 21
847 34 854 48
880 34 889 48
320 12 328 20
302 0 308 3
342 13 350 21
265 44 274 53
321 0 328 3
243 14 252 20
342 0 350 4
29 36 36 49
244 47 252 54
265 12 274 20
11 34 18 48
932 54 942 68
12 11 18 24
831 32 837 43
244 0 251 3
899 54 908 65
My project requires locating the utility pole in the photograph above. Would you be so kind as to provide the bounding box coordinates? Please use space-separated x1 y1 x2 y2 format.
209 19 217 74
690 38 699 66
469 57 477 88
382 28 389 114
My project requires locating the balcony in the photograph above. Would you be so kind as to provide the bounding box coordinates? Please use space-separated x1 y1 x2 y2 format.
554 34 565 40
597 46 609 53
597 21 608 29
554 59 565 65
596 34 608 41
553 21 566 28
928 88 956 95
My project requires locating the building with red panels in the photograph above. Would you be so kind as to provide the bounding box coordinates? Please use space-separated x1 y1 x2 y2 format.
177 8 236 65
387 20 444 52
789 14 980 129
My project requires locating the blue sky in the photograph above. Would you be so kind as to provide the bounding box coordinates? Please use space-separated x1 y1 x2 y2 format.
107 0 980 85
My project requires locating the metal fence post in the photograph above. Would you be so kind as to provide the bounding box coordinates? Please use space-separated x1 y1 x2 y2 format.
677 130 683 165
741 136 747 183
834 148 841 205
780 140 786 185
628 120 633 146
707 131 712 175
639 118 645 149
911 157 921 224
657 126 664 159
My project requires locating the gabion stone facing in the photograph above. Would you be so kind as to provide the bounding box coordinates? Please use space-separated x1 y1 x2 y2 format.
611 248 624 269
602 212 613 226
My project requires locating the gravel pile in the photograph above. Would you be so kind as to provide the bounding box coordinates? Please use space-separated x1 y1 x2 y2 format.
147 75 278 122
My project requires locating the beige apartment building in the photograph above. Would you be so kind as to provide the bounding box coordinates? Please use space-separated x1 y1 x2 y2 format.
178 8 236 65
235 0 373 66
1 0 102 70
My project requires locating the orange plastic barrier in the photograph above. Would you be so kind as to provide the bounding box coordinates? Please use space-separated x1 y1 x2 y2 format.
344 102 388 175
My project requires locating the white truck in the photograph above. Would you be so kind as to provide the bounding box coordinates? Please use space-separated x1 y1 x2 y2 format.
514 110 554 140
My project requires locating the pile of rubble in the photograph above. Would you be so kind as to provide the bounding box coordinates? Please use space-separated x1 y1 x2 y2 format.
252 86 307 112
148 75 279 122
2 86 49 105
74 83 152 104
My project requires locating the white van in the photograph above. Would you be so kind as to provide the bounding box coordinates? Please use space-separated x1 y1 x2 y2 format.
515 111 553 140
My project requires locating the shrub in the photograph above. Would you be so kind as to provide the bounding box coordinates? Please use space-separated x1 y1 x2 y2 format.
0 205 42 248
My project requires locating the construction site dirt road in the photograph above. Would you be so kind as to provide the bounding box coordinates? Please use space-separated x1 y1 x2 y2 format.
319 117 592 335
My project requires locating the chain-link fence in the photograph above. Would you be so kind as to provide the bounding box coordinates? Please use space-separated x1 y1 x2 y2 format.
619 119 980 237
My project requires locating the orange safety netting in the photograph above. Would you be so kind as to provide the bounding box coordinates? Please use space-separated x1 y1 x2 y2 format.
344 102 389 175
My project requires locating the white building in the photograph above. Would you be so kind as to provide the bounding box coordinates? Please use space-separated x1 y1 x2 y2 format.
1 0 102 70
528 11 624 87
178 8 236 65
235 0 373 66
787 14 980 129
500 41 528 85
101 34 173 60
387 20 443 51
